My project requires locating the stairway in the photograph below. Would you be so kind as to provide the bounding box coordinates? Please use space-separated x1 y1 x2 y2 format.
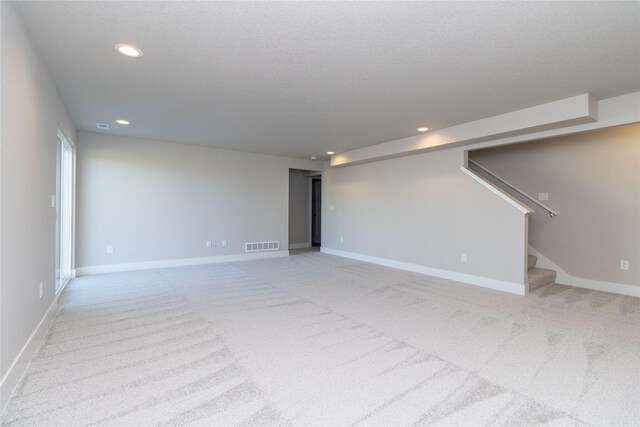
528 254 557 291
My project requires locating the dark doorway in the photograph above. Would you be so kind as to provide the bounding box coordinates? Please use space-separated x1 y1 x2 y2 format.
311 179 322 246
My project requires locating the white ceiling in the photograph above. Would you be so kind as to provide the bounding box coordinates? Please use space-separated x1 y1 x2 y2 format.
14 1 640 158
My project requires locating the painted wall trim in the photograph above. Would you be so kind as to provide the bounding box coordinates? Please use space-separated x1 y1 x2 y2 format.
460 166 534 214
320 247 526 296
76 250 290 276
1 296 59 410
289 242 311 249
529 246 638 297
570 277 640 297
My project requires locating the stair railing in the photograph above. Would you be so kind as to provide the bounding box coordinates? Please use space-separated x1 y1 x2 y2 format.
468 158 559 217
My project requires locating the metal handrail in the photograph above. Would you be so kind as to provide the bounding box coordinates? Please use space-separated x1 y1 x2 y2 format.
468 158 559 217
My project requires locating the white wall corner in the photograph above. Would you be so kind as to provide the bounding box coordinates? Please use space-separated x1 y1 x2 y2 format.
320 247 526 296
587 93 599 121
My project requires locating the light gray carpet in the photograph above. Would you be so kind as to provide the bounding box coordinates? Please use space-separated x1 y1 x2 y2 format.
2 251 639 426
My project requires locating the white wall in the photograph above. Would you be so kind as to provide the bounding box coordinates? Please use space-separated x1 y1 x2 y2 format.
321 93 639 296
471 124 640 287
288 170 311 247
1 1 76 399
321 146 528 290
76 132 321 270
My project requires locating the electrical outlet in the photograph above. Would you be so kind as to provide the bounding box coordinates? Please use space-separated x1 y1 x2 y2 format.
221 240 227 248
330 205 335 211
461 253 468 262
620 260 629 271
340 236 344 243
51 195 56 208
538 192 549 201
206 240 212 248
39 282 43 298
106 244 114 254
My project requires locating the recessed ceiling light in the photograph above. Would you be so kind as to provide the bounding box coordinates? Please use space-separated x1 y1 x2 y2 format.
116 119 130 125
417 127 429 132
310 156 317 160
115 43 143 58
327 151 335 155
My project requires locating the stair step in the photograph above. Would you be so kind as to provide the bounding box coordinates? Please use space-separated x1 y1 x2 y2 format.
528 267 556 290
528 254 537 269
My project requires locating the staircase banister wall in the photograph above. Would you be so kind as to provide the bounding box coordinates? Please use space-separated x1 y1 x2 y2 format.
468 158 559 217
460 166 534 215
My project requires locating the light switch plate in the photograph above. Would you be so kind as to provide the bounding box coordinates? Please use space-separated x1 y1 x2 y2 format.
538 192 549 201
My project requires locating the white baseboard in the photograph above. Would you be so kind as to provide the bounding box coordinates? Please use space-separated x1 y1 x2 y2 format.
320 247 526 296
528 245 572 285
289 242 311 249
528 246 638 297
76 250 290 276
570 277 640 297
1 296 59 410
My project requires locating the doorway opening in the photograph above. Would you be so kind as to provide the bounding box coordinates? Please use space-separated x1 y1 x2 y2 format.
311 178 321 246
55 130 74 293
288 169 321 253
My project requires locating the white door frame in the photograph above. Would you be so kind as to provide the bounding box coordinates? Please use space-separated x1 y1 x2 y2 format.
56 128 75 293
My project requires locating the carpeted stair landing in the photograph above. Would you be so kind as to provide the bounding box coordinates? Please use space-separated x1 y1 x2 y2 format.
528 254 557 290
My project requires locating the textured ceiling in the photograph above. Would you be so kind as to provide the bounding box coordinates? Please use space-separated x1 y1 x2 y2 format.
14 1 640 158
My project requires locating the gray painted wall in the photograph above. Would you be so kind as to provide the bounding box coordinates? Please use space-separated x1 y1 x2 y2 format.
288 170 311 246
76 132 321 268
471 124 640 286
321 146 528 285
1 2 76 380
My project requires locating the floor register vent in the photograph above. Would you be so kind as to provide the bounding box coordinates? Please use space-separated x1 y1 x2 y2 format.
245 241 279 252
